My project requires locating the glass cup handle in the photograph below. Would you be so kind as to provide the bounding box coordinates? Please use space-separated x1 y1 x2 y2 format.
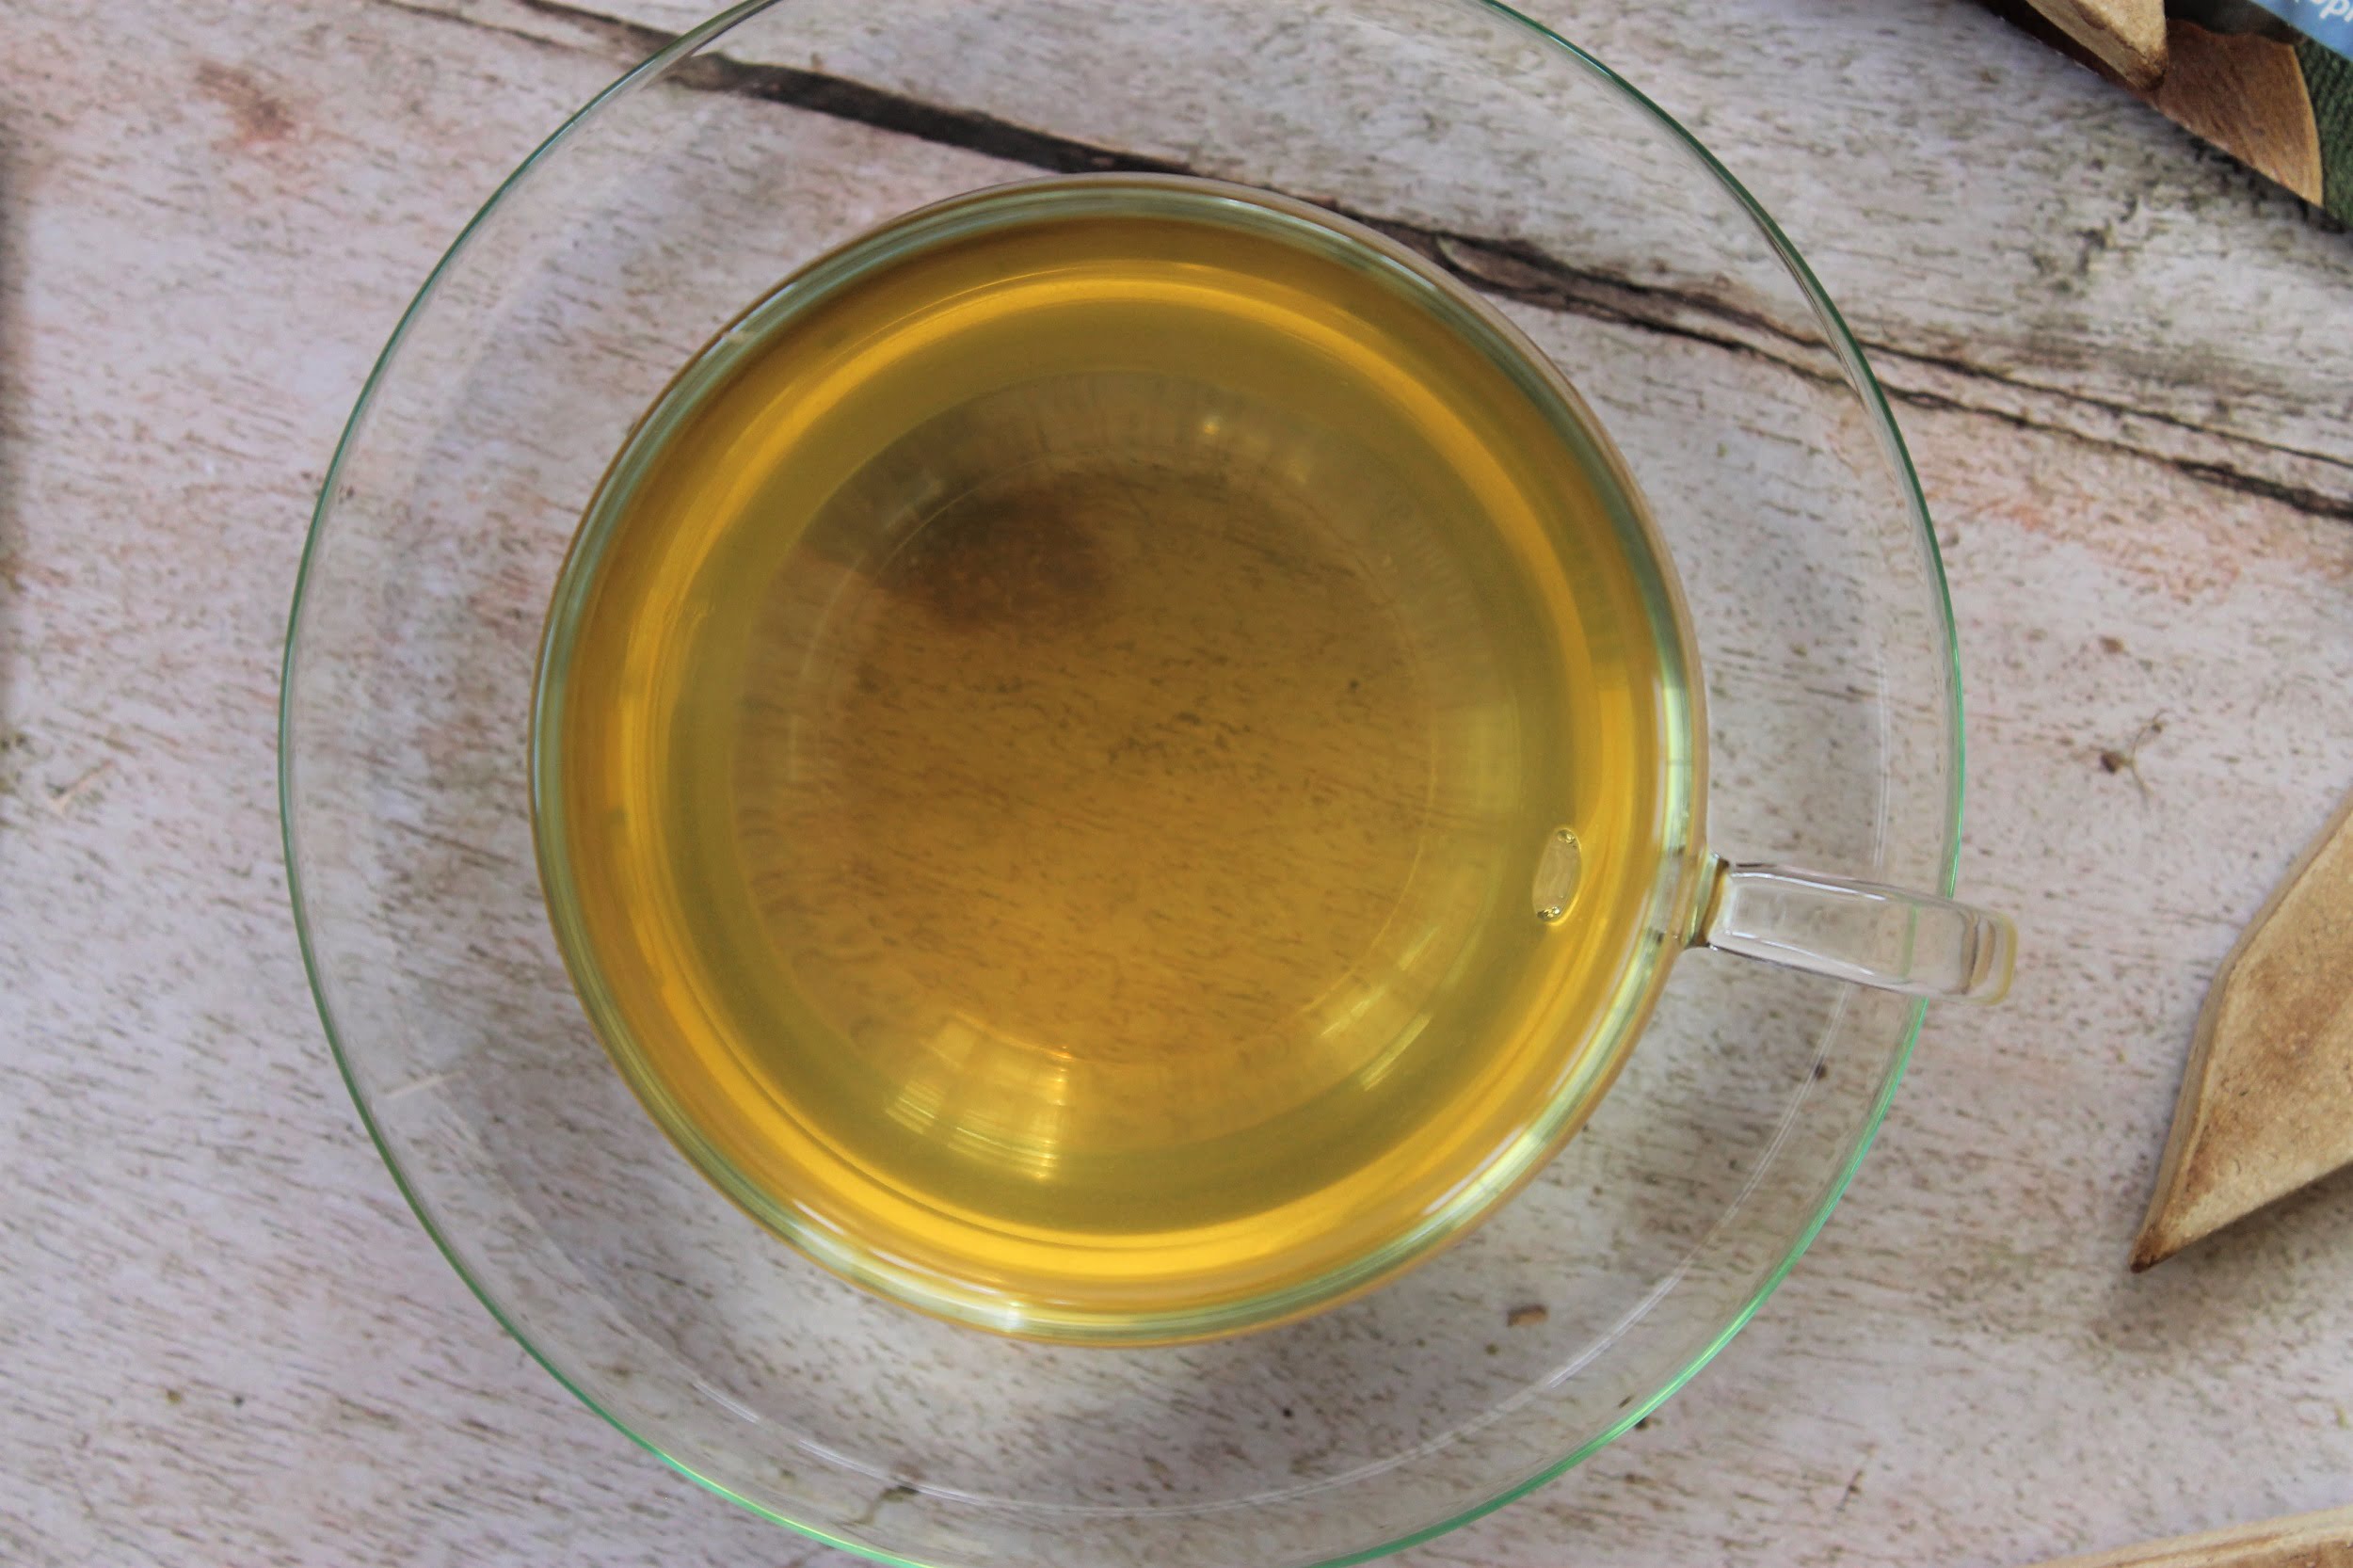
1693 860 2016 1002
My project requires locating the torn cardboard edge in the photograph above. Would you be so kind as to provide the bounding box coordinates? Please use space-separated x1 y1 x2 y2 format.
2133 786 2353 1270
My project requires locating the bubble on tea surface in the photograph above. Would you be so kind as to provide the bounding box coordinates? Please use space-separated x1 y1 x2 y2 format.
1532 827 1582 923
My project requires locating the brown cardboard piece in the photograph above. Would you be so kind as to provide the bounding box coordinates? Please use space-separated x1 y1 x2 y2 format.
2133 787 2353 1269
2027 1503 2353 1568
2031 0 2170 88
2004 3 2349 222
2149 21 2326 203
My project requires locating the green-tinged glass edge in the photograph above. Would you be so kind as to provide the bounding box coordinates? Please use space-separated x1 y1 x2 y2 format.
1369 2 1964 1560
275 5 903 1566
277 0 1962 1563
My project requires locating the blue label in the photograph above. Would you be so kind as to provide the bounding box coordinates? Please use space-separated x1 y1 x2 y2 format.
2236 0 2353 61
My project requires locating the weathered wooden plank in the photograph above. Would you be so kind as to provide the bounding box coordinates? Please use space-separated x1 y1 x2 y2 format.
1 3 2349 1567
406 0 2353 521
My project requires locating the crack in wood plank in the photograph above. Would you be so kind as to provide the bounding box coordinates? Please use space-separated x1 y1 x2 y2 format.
381 0 2353 524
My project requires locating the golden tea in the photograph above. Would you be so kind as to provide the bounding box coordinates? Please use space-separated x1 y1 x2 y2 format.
534 176 1693 1340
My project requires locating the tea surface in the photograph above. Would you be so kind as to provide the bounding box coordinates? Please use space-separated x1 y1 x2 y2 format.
536 177 1687 1338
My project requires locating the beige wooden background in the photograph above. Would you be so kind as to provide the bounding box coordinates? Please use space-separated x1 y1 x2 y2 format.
3 2 2350 1565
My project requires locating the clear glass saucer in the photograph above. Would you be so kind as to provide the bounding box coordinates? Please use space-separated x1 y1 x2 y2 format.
280 4 1960 1564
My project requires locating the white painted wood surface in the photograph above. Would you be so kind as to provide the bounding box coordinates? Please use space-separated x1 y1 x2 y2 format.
4 2 2350 1566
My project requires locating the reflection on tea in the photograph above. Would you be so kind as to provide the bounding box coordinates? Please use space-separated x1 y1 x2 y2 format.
534 177 1684 1338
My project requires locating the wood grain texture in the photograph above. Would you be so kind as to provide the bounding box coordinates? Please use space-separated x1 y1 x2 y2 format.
2031 0 2170 89
2134 788 2353 1269
2148 22 2326 206
2 3 2350 1568
488 0 2353 517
